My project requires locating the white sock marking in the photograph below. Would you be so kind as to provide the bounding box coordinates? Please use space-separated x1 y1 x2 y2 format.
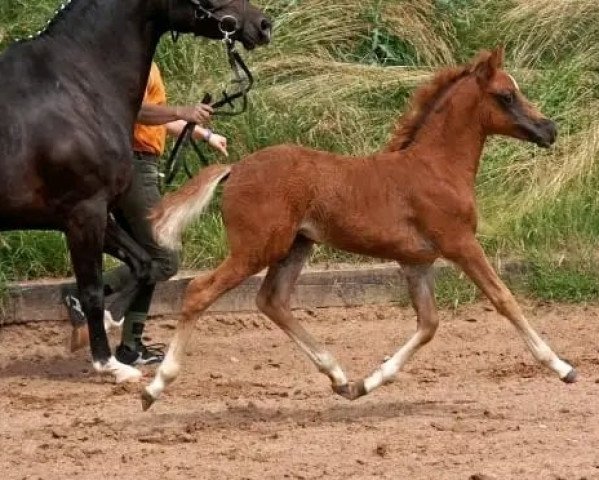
93 357 142 383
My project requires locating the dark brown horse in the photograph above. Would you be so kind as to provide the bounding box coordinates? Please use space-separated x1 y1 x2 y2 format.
142 47 575 409
0 0 271 383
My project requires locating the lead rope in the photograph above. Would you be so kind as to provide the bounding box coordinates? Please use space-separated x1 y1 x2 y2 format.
163 35 253 187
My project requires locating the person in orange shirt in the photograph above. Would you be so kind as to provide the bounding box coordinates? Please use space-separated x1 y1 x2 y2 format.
65 62 228 365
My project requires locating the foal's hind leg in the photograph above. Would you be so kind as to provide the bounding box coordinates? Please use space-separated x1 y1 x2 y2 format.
143 256 259 410
449 239 576 382
256 237 350 392
357 263 439 397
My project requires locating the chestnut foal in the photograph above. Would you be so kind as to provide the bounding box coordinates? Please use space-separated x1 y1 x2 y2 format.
142 47 576 410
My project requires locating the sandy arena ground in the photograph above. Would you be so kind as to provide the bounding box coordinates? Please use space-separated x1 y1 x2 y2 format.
1 301 598 480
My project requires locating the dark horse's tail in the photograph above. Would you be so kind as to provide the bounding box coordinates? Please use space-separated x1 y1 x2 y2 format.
150 164 231 250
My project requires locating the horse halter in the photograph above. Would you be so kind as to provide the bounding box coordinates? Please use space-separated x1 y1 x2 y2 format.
171 0 245 43
193 0 243 28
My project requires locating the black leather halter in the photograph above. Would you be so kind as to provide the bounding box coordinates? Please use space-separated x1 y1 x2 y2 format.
170 0 244 43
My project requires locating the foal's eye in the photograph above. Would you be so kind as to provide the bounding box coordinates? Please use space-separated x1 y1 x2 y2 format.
497 91 515 106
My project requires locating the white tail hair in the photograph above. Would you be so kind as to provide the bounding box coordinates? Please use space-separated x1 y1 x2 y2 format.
151 165 231 250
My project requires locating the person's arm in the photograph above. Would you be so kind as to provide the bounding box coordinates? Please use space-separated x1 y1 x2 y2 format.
137 102 214 126
166 120 228 157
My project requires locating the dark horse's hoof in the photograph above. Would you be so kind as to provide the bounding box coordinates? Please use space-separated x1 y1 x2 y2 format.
561 368 577 384
332 380 367 401
141 388 157 411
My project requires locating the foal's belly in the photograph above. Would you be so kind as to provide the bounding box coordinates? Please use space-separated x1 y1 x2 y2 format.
300 218 439 263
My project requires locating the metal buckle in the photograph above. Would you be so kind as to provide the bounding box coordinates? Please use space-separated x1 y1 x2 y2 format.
218 14 238 33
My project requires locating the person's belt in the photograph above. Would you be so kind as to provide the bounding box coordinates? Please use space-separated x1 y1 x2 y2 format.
133 151 159 162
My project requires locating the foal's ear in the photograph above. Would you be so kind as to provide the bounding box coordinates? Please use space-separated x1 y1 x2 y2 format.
473 48 502 85
490 46 505 69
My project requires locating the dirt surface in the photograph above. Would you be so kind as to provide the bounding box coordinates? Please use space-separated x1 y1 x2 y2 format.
1 302 598 480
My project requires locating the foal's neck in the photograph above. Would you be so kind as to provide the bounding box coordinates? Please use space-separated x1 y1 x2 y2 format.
402 84 487 186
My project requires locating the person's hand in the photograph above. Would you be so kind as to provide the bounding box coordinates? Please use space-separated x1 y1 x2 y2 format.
176 103 214 125
207 133 228 157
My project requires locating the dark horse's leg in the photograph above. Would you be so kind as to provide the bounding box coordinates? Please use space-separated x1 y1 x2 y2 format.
104 214 152 283
104 215 152 322
66 199 142 382
68 215 151 352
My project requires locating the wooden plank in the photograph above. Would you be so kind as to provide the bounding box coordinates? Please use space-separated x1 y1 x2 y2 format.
1 264 406 325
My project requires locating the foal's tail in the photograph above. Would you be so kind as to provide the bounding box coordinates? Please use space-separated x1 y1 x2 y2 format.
150 165 231 250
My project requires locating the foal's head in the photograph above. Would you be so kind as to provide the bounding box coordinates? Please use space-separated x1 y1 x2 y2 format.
165 0 272 50
387 47 557 152
471 47 557 147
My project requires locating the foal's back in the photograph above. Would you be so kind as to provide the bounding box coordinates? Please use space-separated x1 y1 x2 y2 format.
221 144 430 262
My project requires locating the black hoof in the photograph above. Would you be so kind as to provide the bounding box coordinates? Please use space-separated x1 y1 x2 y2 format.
141 388 156 411
332 380 367 401
561 368 577 384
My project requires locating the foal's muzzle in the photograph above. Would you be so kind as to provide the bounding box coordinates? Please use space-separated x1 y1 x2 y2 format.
528 118 558 148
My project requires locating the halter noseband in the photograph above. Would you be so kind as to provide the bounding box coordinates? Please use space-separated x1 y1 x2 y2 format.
169 0 244 43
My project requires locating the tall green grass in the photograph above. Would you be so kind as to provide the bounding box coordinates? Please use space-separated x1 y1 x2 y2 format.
2 0 599 303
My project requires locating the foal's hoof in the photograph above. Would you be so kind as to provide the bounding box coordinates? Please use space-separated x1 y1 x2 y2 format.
141 388 157 411
561 367 577 384
332 380 367 401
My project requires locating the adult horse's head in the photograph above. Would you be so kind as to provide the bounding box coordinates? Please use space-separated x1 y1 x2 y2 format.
165 0 272 50
474 47 557 148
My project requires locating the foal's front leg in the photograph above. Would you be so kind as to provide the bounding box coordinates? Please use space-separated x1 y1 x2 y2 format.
448 238 576 382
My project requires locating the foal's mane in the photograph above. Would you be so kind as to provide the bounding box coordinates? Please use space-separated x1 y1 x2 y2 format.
385 52 492 152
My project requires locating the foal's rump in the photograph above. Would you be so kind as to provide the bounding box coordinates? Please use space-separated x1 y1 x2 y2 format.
150 144 331 250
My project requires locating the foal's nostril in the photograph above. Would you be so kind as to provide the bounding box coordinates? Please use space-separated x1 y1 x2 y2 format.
535 118 558 146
